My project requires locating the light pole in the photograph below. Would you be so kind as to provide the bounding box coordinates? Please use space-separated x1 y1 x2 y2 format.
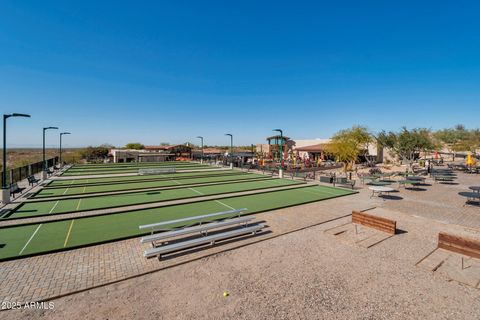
43 126 59 179
225 133 233 169
196 136 204 164
2 113 31 204
273 129 284 178
60 132 71 167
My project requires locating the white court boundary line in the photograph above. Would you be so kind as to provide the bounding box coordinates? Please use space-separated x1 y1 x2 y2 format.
215 200 235 210
49 201 60 214
188 187 204 195
60 179 76 194
19 224 42 255
299 187 351 197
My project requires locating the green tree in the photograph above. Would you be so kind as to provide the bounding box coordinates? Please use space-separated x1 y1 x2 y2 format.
80 146 110 162
377 127 434 170
433 125 468 161
325 126 372 172
125 142 144 150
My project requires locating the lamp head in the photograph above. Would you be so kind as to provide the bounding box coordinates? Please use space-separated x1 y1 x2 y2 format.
12 113 31 118
4 113 31 119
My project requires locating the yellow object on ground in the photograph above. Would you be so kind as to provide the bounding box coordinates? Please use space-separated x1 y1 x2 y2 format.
223 291 229 297
466 152 476 166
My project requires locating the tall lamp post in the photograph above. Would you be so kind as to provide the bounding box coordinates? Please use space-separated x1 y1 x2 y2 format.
43 126 59 180
225 133 233 169
59 132 71 168
273 129 284 178
196 136 204 164
2 113 31 204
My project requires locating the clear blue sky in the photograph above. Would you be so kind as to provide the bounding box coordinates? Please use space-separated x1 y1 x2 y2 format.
1 1 480 147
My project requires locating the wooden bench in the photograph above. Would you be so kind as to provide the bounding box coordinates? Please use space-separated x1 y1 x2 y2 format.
352 211 396 234
140 216 254 246
438 232 480 259
144 223 264 259
27 175 40 186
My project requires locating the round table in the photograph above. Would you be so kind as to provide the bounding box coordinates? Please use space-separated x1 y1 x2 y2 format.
367 181 392 187
433 175 455 183
368 186 395 199
406 176 425 181
459 191 480 206
469 186 480 193
398 180 420 189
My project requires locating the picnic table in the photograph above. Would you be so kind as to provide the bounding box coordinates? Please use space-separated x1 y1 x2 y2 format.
360 175 379 184
398 179 420 189
368 186 395 199
469 186 480 193
432 175 455 183
459 192 480 206
367 180 392 187
405 176 425 181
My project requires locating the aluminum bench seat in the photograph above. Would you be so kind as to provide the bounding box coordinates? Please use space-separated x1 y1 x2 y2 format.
140 216 254 245
139 208 247 234
144 223 264 259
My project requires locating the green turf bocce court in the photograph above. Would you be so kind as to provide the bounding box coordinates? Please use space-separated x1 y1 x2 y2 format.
60 161 213 176
35 172 271 197
0 162 357 261
12 178 304 218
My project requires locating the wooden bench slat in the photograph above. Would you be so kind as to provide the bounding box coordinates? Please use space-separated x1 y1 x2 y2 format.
352 211 396 234
438 232 480 259
352 218 396 231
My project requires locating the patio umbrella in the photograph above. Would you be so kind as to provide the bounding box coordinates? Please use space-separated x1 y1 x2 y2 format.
466 152 476 167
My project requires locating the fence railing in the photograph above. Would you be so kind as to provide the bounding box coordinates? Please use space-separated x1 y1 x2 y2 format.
1 156 58 186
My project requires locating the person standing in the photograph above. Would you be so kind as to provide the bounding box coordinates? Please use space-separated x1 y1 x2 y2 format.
425 159 430 174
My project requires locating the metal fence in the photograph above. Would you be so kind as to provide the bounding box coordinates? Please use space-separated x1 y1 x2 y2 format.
1 156 58 186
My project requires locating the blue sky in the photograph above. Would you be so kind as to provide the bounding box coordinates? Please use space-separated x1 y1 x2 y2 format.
1 1 480 147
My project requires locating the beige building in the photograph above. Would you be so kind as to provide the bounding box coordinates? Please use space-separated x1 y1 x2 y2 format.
109 145 192 163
